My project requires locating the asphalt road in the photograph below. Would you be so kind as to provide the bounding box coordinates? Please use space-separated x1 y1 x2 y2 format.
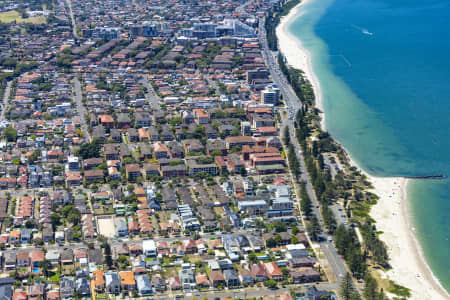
66 0 79 39
73 77 91 141
258 17 349 281
148 282 338 300
0 81 12 122
140 78 161 111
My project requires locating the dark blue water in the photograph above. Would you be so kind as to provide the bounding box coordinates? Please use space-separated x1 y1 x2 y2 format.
289 0 450 292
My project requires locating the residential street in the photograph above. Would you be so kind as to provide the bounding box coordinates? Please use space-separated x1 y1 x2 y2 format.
73 77 91 140
140 78 161 111
0 81 12 122
66 0 79 39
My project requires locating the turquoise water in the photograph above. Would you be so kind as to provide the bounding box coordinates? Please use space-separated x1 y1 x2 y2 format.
288 0 450 292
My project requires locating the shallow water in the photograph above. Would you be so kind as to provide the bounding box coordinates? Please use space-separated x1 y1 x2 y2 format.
289 0 450 292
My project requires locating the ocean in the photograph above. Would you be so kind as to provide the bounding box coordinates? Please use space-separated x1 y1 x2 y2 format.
288 0 450 292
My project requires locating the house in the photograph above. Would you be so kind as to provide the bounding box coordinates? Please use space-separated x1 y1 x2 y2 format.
9 231 20 245
105 272 121 295
29 284 44 299
223 269 240 288
195 274 210 289
143 240 157 257
138 128 149 142
46 249 60 267
47 290 59 300
66 171 82 186
13 289 26 300
289 257 315 268
209 270 226 288
238 200 268 215
135 112 152 127
127 128 139 142
168 141 184 158
98 115 114 128
222 234 241 261
75 278 91 296
304 286 337 300
251 263 268 282
286 243 309 258
186 158 218 176
161 165 186 178
143 163 160 179
20 229 31 244
104 144 119 160
120 271 136 291
4 251 16 270
194 109 209 124
182 239 198 254
88 248 103 265
83 157 103 170
116 218 128 237
17 250 30 267
92 270 105 292
239 269 254 285
169 277 182 291
60 248 74 268
182 139 204 154
84 169 104 182
30 250 44 268
154 142 169 159
264 262 283 281
125 164 142 180
117 113 132 128
60 277 74 299
291 267 321 283
225 136 255 149
150 275 166 292
179 266 196 291
148 126 159 141
136 275 152 295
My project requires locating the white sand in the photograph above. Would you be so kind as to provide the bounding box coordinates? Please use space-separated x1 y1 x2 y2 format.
276 2 450 299
370 176 449 299
276 0 325 127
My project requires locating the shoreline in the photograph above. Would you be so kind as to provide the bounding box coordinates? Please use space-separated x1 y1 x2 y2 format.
275 0 325 128
275 1 449 299
369 176 449 299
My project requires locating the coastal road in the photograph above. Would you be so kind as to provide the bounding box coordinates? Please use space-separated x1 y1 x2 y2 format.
66 0 79 39
73 77 91 141
0 81 12 122
258 16 349 282
258 18 303 113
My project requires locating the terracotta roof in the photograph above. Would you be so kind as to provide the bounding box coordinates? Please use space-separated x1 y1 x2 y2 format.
119 271 135 286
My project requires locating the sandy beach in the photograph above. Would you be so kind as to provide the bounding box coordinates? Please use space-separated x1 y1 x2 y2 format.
369 176 449 299
275 0 324 126
276 1 449 299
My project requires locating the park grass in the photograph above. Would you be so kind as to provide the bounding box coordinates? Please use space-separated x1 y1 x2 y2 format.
0 11 46 24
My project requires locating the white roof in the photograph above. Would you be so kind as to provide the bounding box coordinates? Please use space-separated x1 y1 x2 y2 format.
142 239 156 250
286 243 306 251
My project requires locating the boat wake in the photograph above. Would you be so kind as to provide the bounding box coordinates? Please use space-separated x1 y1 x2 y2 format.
351 24 373 36
362 28 373 35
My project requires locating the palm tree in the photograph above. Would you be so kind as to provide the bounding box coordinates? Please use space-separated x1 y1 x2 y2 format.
40 259 51 278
